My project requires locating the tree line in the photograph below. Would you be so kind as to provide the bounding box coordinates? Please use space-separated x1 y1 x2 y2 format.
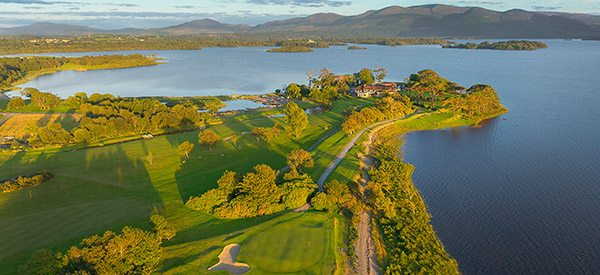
342 95 414 134
364 126 460 274
185 149 318 219
400 69 507 121
443 40 548 50
0 171 53 193
20 214 175 275
0 55 157 90
14 90 204 147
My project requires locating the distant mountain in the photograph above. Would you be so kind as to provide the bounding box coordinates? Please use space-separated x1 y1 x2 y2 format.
152 19 252 35
252 5 600 38
0 22 104 36
1 5 599 39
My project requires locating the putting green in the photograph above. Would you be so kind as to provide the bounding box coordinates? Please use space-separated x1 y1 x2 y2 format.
241 213 331 274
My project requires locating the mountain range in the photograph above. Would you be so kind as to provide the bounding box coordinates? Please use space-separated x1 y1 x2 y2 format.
1 4 599 38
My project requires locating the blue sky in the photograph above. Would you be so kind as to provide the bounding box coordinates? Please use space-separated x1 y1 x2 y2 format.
0 0 598 29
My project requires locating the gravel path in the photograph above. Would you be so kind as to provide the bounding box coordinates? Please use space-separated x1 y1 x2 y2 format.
316 117 404 191
354 118 405 275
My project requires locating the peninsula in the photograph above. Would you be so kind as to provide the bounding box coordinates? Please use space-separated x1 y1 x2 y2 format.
443 40 548 50
0 54 160 91
0 68 506 274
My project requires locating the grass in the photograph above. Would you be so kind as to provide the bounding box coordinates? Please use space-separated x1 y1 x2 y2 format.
0 98 8 111
327 111 473 184
0 113 81 138
240 212 335 274
0 98 363 274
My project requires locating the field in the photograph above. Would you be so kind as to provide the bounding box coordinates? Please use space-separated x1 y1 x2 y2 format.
0 96 475 274
0 98 372 274
0 113 81 138
161 212 337 274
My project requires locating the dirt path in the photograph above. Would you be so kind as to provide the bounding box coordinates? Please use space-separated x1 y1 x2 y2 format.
279 126 340 174
356 212 379 275
0 113 17 127
316 117 403 191
355 118 404 275
208 244 250 274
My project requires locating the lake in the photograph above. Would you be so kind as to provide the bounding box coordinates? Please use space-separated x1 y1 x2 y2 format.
13 41 600 274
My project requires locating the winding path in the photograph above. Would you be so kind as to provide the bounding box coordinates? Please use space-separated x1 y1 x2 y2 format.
0 113 17 127
316 117 404 191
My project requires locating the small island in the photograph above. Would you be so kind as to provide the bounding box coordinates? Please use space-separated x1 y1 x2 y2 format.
348 46 367 50
266 46 313 53
443 40 548 51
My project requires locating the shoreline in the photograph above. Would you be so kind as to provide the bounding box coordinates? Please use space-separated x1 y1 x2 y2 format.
0 57 161 93
356 110 506 273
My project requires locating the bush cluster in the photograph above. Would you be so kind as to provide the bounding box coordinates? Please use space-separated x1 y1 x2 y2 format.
186 164 318 219
0 171 53 193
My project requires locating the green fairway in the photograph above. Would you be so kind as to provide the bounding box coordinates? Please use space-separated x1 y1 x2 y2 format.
242 213 333 274
0 98 365 274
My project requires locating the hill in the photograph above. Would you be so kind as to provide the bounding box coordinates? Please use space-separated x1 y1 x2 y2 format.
251 5 600 38
0 22 104 36
1 4 599 38
152 19 252 35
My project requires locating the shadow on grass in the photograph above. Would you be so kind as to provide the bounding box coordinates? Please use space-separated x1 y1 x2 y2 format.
0 142 163 273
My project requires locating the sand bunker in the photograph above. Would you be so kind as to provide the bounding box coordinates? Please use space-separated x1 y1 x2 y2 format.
208 244 250 274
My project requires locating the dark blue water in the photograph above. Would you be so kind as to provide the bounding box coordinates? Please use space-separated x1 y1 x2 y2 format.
13 41 600 274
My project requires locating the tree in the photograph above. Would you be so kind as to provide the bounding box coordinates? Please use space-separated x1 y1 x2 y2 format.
237 164 278 199
357 68 375 85
7 97 25 111
63 227 162 274
229 134 240 149
375 67 387 83
311 192 332 211
251 125 280 143
26 89 60 110
177 141 195 158
287 149 314 174
284 102 308 138
21 226 163 275
19 249 62 275
198 129 220 149
286 83 302 99
150 214 176 240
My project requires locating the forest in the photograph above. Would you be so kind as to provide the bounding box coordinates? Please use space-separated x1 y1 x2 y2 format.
443 40 548 50
3 90 219 148
0 54 158 90
0 35 453 55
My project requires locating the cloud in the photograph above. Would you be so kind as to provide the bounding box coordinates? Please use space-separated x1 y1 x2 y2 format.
106 3 139 7
0 0 82 4
174 5 197 9
531 5 562 11
246 0 351 8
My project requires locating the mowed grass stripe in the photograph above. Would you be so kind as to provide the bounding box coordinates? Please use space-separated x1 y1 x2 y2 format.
0 98 367 273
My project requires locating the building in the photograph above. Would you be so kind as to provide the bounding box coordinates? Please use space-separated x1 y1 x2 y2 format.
351 82 402 98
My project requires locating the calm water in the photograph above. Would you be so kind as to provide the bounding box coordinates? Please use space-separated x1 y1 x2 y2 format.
14 41 600 274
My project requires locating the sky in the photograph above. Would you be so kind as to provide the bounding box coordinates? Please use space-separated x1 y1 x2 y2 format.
0 0 598 29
